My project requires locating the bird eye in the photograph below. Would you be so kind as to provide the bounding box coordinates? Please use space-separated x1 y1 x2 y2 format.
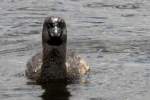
47 23 54 28
58 22 64 28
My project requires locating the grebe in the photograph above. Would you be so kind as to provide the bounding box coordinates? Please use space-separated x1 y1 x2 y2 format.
25 17 90 83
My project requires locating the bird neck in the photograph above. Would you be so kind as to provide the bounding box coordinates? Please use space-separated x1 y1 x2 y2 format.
41 43 67 81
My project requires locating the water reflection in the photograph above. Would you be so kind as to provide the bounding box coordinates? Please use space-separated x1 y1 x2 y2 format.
41 81 71 100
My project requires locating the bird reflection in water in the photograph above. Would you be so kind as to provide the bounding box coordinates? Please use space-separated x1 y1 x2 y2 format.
40 80 71 100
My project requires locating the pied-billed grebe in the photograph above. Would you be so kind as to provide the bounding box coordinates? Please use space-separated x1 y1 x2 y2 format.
25 16 90 83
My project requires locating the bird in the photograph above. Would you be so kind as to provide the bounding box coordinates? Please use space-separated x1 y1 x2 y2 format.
25 16 90 83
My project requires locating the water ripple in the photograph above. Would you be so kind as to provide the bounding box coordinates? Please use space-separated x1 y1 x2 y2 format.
85 2 141 9
0 0 150 100
115 3 140 9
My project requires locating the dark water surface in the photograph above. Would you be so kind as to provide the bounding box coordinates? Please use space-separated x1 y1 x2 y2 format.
0 0 150 100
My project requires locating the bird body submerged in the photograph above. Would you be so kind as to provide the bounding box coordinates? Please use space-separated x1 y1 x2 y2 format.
25 17 90 83
26 50 89 82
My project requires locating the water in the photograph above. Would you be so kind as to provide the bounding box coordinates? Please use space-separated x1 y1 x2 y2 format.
0 0 150 100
